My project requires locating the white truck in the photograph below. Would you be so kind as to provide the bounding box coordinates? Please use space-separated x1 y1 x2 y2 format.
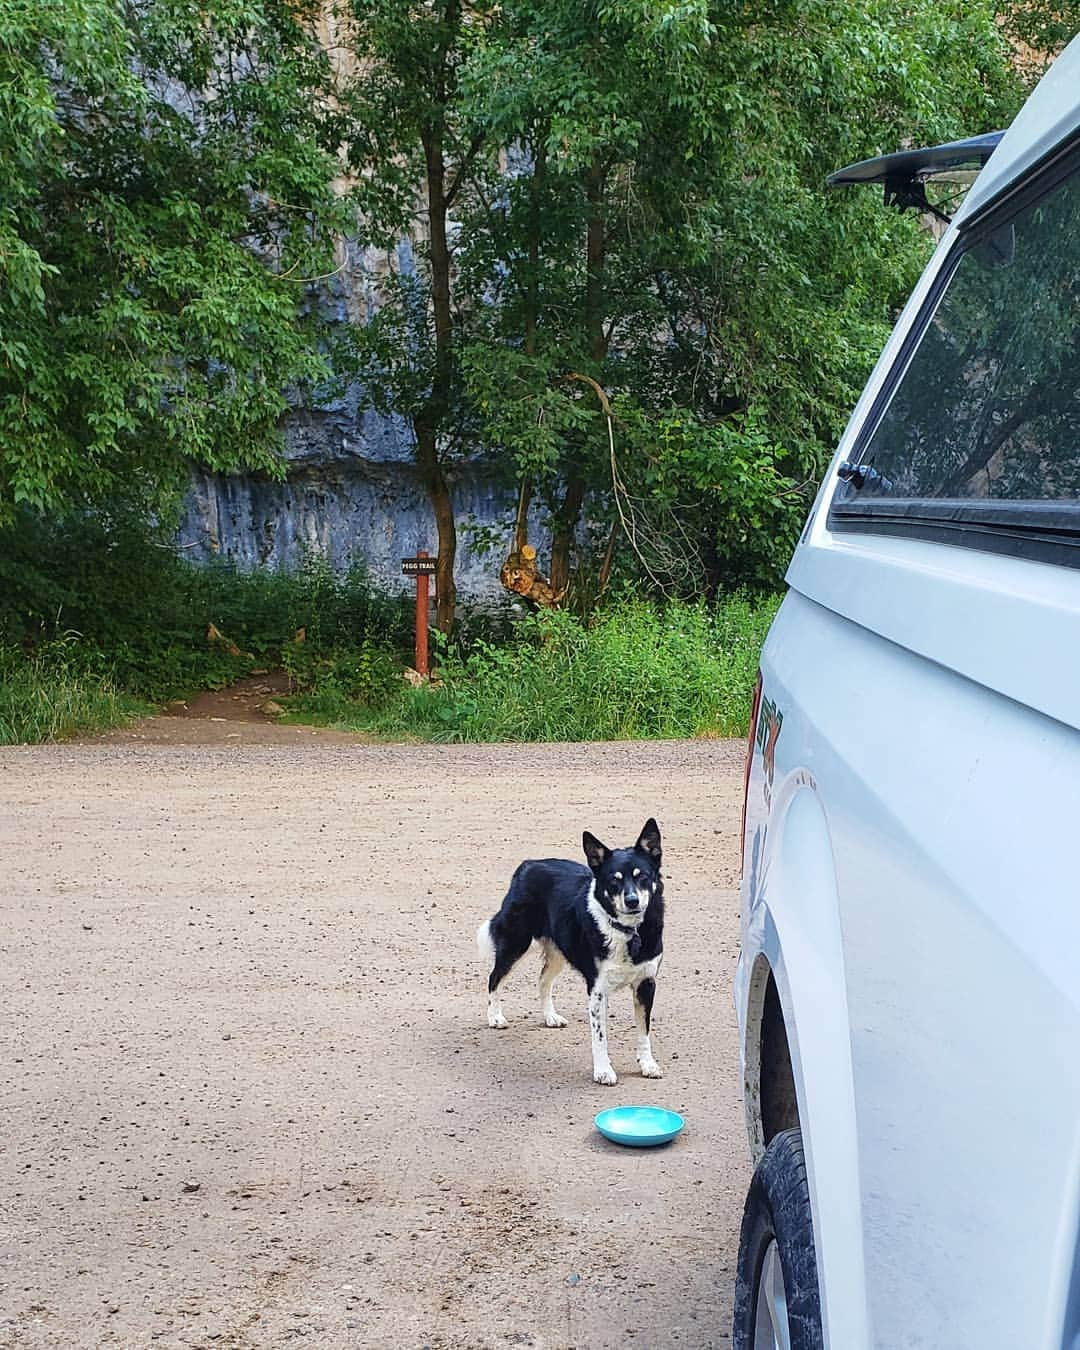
734 36 1080 1350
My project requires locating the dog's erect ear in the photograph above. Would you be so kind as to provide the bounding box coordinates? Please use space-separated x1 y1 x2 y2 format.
635 818 662 863
582 831 611 872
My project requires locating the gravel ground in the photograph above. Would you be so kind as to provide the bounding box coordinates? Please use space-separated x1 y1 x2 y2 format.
0 737 749 1349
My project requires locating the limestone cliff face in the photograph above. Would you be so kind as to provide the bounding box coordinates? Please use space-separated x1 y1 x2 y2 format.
176 403 525 601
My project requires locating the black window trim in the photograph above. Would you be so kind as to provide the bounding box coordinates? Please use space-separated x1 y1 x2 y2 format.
828 128 1080 569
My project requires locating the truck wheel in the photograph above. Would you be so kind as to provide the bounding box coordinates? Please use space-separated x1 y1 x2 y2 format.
732 1127 823 1350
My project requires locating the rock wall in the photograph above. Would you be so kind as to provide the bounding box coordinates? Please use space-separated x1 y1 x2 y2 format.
175 397 545 602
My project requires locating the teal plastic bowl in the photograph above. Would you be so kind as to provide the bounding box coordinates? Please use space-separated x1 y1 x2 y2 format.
594 1105 685 1147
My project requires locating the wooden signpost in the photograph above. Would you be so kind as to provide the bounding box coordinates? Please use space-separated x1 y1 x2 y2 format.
401 549 437 678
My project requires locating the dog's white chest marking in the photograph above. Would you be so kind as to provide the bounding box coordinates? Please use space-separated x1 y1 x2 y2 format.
586 889 659 993
596 945 660 994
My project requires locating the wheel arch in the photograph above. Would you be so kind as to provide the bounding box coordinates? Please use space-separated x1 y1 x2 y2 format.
742 954 800 1165
740 777 870 1347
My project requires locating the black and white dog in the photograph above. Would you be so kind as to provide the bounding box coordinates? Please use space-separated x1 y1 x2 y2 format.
477 820 664 1086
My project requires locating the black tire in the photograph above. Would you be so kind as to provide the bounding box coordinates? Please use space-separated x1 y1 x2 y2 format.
732 1127 824 1350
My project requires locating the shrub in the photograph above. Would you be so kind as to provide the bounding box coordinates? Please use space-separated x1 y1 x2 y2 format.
300 592 779 743
0 510 411 703
0 642 149 745
283 636 400 703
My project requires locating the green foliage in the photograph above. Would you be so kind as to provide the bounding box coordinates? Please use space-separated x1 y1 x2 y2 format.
282 636 400 704
1000 4 1080 83
0 641 150 745
0 503 772 745
0 511 411 704
0 0 348 522
611 403 813 590
451 0 1025 593
296 593 778 742
0 0 1048 644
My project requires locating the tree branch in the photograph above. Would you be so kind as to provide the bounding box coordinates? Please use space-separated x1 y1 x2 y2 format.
566 371 615 420
444 131 485 209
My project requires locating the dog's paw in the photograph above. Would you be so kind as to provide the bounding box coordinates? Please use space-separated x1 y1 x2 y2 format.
487 1010 509 1029
639 1059 663 1079
593 1065 618 1086
543 1011 568 1028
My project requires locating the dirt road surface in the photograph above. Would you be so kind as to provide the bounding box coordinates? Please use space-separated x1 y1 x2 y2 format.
1 737 749 1349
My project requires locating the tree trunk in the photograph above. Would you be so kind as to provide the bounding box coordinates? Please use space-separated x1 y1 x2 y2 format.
700 530 722 602
584 152 606 365
513 478 532 553
419 107 457 632
415 414 457 633
502 138 545 587
596 519 618 601
550 475 585 596
550 154 607 593
523 140 546 360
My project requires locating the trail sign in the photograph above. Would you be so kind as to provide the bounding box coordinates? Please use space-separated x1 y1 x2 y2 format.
402 556 437 576
403 550 434 677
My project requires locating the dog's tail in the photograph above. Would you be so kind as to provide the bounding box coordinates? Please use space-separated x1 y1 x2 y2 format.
476 916 495 966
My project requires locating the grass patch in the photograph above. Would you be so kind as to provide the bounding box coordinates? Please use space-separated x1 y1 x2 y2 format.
1 510 778 745
285 593 779 743
0 644 152 745
0 511 413 740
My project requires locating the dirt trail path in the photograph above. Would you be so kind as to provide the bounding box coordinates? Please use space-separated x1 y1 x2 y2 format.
0 740 749 1349
98 674 369 748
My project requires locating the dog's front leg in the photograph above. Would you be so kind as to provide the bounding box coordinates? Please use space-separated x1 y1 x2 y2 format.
588 985 617 1085
632 978 662 1078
